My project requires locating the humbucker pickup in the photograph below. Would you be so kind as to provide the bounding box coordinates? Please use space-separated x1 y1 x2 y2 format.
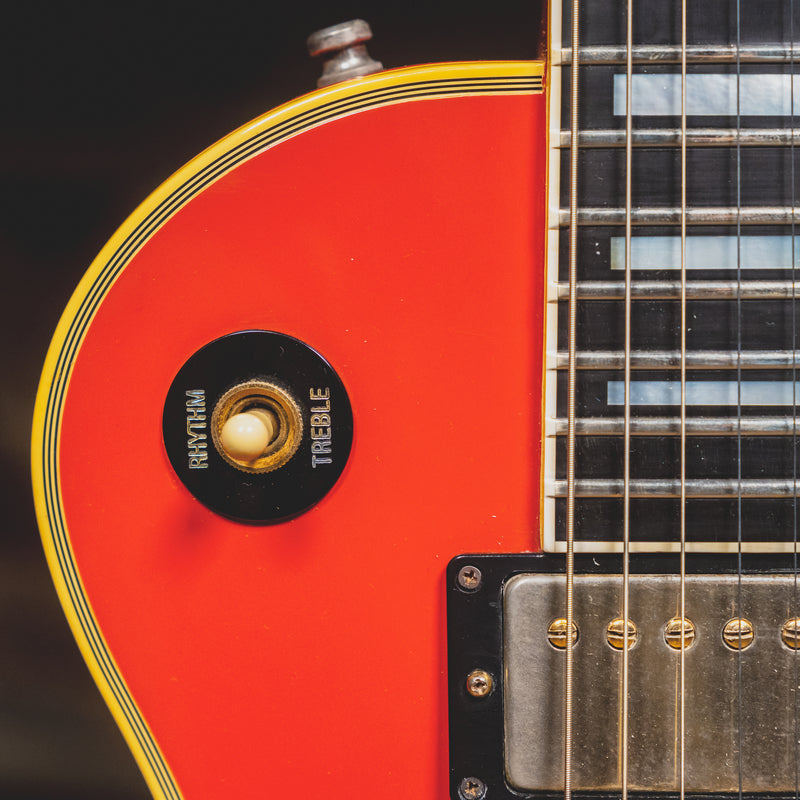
447 554 800 798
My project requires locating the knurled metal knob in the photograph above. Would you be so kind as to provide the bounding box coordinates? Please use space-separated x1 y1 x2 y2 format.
307 19 383 88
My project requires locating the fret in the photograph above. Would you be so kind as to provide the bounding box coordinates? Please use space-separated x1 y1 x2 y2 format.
552 416 799 435
556 280 800 300
559 206 800 226
559 44 800 65
560 128 800 148
551 478 800 499
556 350 800 369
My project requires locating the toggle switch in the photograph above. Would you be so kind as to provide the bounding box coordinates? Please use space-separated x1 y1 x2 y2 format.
211 380 303 474
219 408 277 462
162 330 353 523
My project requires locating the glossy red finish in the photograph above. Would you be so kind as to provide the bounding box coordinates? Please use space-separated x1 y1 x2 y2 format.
58 88 546 798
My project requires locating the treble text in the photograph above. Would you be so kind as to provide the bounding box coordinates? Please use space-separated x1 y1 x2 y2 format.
310 387 332 468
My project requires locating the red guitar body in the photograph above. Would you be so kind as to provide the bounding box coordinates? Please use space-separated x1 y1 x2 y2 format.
32 62 546 799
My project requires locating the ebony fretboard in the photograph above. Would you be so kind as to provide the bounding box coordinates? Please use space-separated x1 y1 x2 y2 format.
545 0 800 550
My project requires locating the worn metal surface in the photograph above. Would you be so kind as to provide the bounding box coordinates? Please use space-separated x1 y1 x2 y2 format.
559 44 800 64
504 573 800 792
306 19 383 88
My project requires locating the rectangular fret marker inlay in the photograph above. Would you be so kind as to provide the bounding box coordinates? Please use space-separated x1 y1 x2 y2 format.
608 380 800 406
610 235 800 271
613 74 800 116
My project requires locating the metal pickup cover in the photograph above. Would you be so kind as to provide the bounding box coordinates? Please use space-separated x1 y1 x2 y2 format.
447 554 800 799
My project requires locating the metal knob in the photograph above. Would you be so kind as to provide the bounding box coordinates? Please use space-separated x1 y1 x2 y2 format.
307 19 383 88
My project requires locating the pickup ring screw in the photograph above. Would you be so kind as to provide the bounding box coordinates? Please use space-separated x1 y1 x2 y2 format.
466 669 494 698
457 565 483 592
459 776 487 800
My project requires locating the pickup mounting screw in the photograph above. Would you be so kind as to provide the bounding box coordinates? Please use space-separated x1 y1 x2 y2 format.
466 669 494 698
457 565 483 592
459 776 487 800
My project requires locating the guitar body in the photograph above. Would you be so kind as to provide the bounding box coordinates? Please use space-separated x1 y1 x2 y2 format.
32 63 546 800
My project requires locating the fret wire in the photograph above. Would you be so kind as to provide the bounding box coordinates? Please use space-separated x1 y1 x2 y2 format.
555 350 800 369
555 281 800 301
622 0 633 795
560 43 800 64
558 206 800 226
564 0 580 797
680 1 688 797
560 128 800 148
551 478 800 498
551 416 800 436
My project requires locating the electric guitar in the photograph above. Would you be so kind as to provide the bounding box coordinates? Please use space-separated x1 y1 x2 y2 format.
31 5 800 799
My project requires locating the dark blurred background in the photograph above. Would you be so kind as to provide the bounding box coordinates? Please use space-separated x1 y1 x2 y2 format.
2 2 543 797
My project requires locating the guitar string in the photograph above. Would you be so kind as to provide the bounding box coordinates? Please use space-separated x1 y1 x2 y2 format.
735 0 743 795
622 0 633 795
564 0 581 796
679 1 688 798
791 2 798 798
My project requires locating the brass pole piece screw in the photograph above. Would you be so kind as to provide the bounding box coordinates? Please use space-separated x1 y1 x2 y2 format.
722 618 754 650
547 618 579 649
466 669 494 698
606 617 638 650
459 777 487 800
781 617 800 649
664 616 696 650
457 565 483 592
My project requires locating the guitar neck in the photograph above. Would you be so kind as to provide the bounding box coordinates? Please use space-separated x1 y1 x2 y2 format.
544 0 800 553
